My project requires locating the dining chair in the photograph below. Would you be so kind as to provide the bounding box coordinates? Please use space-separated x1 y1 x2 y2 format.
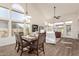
14 32 18 50
14 32 24 49
14 32 30 56
30 32 46 56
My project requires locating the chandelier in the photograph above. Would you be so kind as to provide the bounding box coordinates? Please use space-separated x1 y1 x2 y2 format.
53 6 61 19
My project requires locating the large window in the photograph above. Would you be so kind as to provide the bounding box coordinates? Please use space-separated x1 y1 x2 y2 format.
0 6 25 37
0 6 31 37
11 11 25 22
12 22 24 36
65 21 72 36
11 22 31 36
66 25 71 36
0 21 8 38
0 6 25 22
0 7 10 19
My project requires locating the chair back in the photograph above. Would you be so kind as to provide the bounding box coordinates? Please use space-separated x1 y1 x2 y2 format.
38 32 46 45
19 32 24 36
14 32 23 45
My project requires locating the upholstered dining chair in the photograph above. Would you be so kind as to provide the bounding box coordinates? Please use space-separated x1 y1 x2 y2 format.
14 32 24 49
14 32 18 50
30 32 46 56
14 32 30 56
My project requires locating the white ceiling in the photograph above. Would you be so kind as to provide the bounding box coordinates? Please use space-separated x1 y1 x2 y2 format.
0 3 79 25
27 3 79 24
29 3 79 19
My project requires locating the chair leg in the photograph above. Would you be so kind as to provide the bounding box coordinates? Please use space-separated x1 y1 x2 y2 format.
20 48 23 56
37 50 39 56
15 41 17 49
43 48 45 55
43 44 45 55
17 44 20 53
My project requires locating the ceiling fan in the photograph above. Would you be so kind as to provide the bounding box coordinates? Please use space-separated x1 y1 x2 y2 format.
53 6 61 19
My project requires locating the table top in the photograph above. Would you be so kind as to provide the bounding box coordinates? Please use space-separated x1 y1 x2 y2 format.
22 35 37 42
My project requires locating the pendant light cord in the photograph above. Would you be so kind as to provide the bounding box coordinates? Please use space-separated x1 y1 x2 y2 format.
53 1 56 17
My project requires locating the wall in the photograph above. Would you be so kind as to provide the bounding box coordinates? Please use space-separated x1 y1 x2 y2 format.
72 16 79 38
27 4 46 26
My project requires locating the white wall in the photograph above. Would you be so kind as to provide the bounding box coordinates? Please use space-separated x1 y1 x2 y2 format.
71 17 78 38
27 4 46 26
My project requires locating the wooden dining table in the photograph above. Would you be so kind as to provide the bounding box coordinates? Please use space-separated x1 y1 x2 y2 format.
22 35 38 42
21 35 38 53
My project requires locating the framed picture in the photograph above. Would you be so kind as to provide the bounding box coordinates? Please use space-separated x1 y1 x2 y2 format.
32 24 38 32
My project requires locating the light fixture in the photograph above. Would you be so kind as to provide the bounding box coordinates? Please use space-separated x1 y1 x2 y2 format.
53 6 61 19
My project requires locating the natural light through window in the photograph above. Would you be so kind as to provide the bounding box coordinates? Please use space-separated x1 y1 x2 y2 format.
0 7 9 19
12 3 25 13
11 11 25 22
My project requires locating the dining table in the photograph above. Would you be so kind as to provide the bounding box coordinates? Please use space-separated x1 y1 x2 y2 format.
21 35 38 53
22 35 38 42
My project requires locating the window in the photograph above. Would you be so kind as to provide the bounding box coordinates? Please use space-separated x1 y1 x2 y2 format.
12 22 24 36
65 21 72 36
0 7 10 19
66 25 71 36
12 4 25 13
0 21 8 38
0 5 31 37
11 11 25 22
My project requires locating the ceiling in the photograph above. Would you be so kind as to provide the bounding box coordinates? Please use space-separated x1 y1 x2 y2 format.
27 3 79 24
29 3 79 19
0 3 79 25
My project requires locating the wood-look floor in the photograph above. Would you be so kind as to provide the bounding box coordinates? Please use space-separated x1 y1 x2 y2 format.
0 38 79 56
